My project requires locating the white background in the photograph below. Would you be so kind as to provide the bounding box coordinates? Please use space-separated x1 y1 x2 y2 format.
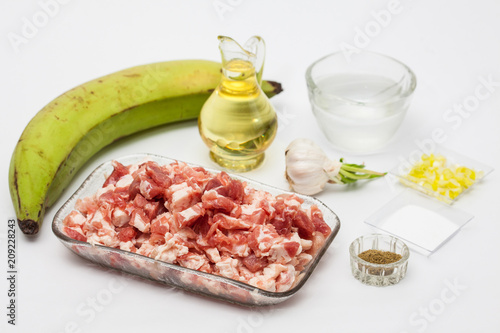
1 0 499 332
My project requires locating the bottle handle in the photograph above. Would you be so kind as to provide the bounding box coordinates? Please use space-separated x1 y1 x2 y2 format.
244 36 266 85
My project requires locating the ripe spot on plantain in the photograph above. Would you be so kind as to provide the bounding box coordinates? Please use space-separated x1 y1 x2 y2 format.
54 115 67 122
13 170 21 207
71 95 85 104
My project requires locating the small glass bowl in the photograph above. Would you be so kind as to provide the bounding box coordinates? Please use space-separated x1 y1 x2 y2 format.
349 234 409 286
306 50 416 154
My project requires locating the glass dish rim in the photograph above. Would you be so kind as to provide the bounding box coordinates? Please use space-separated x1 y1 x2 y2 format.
305 49 417 105
349 233 410 268
52 153 341 301
388 144 494 204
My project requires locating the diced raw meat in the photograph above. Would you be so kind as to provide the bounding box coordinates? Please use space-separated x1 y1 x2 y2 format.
134 232 149 248
282 194 304 207
154 235 189 264
263 263 288 280
111 207 130 227
74 196 98 215
213 213 251 230
248 224 280 257
137 242 155 257
177 253 209 271
143 201 161 220
309 205 332 237
128 174 142 200
284 241 301 258
62 159 332 293
202 189 239 215
119 241 136 252
308 232 327 256
239 205 267 226
145 161 171 189
86 215 119 248
243 188 276 215
276 264 296 292
209 228 249 257
205 178 222 192
139 176 164 200
166 182 202 213
215 257 240 279
63 210 86 228
103 161 129 187
117 226 137 242
269 240 300 265
300 238 313 251
115 174 134 189
211 172 245 204
63 226 86 242
150 212 172 235
175 202 205 228
132 193 148 208
295 253 313 271
248 274 276 292
205 247 221 263
242 253 269 273
292 210 315 240
129 209 150 233
176 227 198 241
149 233 166 246
226 231 250 257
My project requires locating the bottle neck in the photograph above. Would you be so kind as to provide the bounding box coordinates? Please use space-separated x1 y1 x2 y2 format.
220 59 260 96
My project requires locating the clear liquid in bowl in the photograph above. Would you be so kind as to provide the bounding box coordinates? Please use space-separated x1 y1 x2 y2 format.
311 73 410 153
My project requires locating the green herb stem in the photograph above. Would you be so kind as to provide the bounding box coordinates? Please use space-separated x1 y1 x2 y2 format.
336 161 386 184
341 164 386 176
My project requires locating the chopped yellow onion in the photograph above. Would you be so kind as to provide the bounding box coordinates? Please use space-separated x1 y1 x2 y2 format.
403 154 481 200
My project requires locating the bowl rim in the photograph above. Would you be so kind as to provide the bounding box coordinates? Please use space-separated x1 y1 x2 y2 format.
305 49 417 105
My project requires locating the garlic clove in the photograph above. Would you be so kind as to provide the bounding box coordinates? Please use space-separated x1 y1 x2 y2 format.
285 138 332 195
285 162 329 195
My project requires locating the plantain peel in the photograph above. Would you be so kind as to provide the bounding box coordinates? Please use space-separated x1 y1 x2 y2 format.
9 60 283 236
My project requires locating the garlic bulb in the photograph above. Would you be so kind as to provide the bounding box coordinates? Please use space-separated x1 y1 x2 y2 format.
285 138 386 195
285 139 342 195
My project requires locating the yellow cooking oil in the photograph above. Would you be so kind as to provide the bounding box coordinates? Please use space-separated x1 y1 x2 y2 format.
198 58 277 172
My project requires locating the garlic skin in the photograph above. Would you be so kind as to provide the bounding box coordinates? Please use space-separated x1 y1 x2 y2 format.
285 138 342 195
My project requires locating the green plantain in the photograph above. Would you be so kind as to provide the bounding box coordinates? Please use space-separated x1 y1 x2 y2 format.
9 59 283 235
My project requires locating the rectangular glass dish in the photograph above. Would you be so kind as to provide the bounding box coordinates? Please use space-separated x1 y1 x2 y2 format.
52 154 340 307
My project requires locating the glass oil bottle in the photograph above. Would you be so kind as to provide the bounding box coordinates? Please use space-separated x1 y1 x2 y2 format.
198 36 278 172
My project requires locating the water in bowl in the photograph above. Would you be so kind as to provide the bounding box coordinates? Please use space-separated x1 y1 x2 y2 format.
312 73 409 153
